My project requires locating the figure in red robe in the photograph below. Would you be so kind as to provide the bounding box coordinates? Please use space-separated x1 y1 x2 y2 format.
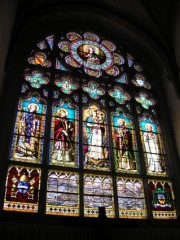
52 108 74 162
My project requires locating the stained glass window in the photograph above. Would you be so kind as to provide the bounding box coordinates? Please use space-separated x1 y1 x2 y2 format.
111 110 139 173
46 171 79 216
84 174 114 218
24 70 49 88
10 93 46 164
117 177 147 219
4 166 41 213
148 180 176 219
139 115 167 176
132 74 151 89
4 31 177 220
49 99 79 168
56 58 69 71
46 35 54 50
54 76 79 94
37 40 47 50
108 86 131 104
82 81 105 99
28 52 51 67
115 73 128 84
135 92 155 109
83 103 110 171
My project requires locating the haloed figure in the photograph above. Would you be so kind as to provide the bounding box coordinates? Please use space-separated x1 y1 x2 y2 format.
87 109 105 161
114 119 136 170
143 123 162 172
52 108 74 163
83 46 100 65
16 103 40 160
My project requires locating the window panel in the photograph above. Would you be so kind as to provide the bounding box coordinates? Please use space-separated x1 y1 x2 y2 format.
84 174 115 218
116 177 147 219
28 52 51 68
49 99 79 167
37 40 47 50
46 171 79 216
83 103 110 171
54 75 79 94
135 92 155 110
66 32 82 41
82 81 105 99
148 179 177 219
83 32 100 42
55 58 70 71
108 86 131 104
46 35 54 50
10 93 46 164
115 73 128 84
132 73 151 89
24 70 49 89
3 166 41 213
111 111 139 173
139 115 167 176
4 31 177 221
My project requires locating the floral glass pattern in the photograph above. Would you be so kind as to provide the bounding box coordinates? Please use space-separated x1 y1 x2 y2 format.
132 74 151 89
24 71 49 88
21 84 29 93
53 90 60 99
82 94 88 103
108 86 131 104
113 53 125 65
82 81 105 99
58 41 70 52
134 63 143 72
127 53 134 67
135 92 155 109
73 94 79 102
106 66 119 76
65 55 81 68
43 89 48 97
66 32 82 41
28 52 51 67
37 41 47 50
54 76 79 94
58 32 124 78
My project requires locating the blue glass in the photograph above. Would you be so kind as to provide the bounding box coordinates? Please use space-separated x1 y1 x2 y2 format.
108 86 131 104
82 82 105 99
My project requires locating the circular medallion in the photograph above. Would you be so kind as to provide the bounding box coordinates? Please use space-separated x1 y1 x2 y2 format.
69 40 113 71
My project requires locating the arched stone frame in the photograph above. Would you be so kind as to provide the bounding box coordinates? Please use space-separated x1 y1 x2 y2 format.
0 7 179 220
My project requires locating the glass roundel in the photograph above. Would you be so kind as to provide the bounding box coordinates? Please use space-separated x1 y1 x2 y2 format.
69 39 113 70
58 31 126 78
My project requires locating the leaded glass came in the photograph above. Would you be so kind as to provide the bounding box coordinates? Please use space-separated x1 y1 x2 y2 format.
4 31 177 219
